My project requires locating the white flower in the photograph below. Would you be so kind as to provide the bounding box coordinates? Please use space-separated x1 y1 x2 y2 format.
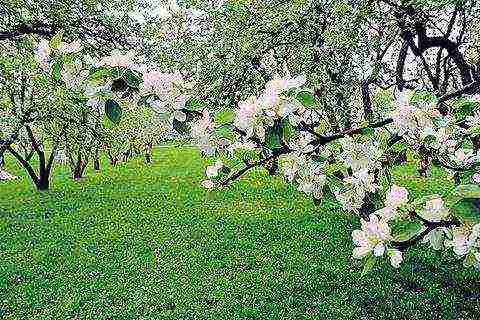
235 98 259 133
58 40 83 54
227 141 257 154
290 131 316 154
340 137 381 172
151 97 187 122
420 197 449 222
191 109 214 139
205 160 223 178
296 161 326 199
35 39 51 72
352 214 392 259
390 90 438 137
387 249 403 268
386 185 409 208
142 71 185 96
96 50 136 68
201 180 215 189
336 169 378 213
258 74 306 107
54 150 67 165
445 224 480 267
344 169 378 194
451 149 474 166
466 111 480 127
473 173 480 184
0 169 17 181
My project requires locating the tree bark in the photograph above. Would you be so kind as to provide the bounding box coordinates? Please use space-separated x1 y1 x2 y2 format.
145 142 152 164
107 150 118 166
361 80 373 122
94 157 100 171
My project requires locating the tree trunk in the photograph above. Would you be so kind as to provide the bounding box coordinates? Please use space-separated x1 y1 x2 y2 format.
72 156 88 180
35 176 49 190
6 125 62 191
94 157 100 171
73 160 83 180
107 150 118 166
145 142 152 164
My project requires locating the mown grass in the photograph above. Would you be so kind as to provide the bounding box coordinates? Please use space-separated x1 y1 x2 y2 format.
0 147 479 319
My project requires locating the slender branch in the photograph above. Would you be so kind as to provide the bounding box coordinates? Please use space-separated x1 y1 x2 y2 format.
391 217 459 251
6 146 39 183
220 152 281 186
0 23 54 41
437 80 480 104
220 118 396 186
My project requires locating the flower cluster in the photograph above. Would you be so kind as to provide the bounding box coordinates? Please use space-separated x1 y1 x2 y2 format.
233 74 306 141
142 71 189 123
445 224 480 268
352 214 403 268
96 50 136 69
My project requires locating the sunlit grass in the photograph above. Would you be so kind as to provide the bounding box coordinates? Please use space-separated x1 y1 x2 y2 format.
0 147 479 319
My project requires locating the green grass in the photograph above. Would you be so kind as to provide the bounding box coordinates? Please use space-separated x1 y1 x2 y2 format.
0 147 479 319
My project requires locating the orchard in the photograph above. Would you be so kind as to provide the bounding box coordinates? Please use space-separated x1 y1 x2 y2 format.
1 0 480 318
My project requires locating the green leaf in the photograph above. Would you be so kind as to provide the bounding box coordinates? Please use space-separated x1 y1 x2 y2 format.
215 126 235 141
323 162 348 176
428 229 445 250
392 220 423 242
265 126 283 150
49 32 63 49
88 67 111 83
455 100 480 121
110 67 123 80
281 118 295 142
296 90 315 106
105 99 122 124
215 108 234 125
172 119 190 135
423 134 436 145
468 125 480 135
123 69 142 89
446 184 480 207
450 199 480 224
464 250 477 268
185 98 205 111
360 127 375 138
361 255 376 277
51 59 63 82
220 166 231 176
453 184 480 198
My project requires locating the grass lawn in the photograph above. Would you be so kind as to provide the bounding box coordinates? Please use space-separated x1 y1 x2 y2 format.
0 146 479 319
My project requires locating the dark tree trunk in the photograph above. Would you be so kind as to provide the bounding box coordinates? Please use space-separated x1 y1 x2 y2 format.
5 125 61 191
73 160 84 180
145 142 152 164
107 150 118 166
72 154 88 180
94 157 100 171
35 176 49 190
